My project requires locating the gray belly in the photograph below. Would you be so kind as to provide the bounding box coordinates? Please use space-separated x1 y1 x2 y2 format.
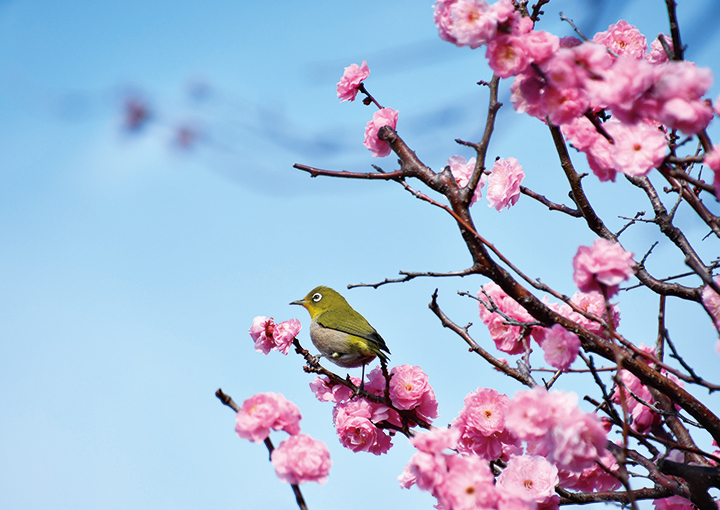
309 321 375 368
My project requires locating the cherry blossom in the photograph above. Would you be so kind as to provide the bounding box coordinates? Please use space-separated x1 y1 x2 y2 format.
235 392 302 442
448 155 486 205
363 107 398 157
452 387 520 460
496 455 559 506
486 157 525 211
337 61 370 102
309 375 358 403
592 20 648 60
478 282 536 355
249 316 301 355
436 454 499 510
333 398 393 454
572 238 635 297
271 433 332 485
703 146 720 201
653 495 696 510
535 324 581 371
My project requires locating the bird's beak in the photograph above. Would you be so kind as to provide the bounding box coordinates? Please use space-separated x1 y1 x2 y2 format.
289 299 305 307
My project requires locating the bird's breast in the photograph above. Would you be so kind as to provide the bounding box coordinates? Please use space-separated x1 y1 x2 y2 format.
309 321 376 368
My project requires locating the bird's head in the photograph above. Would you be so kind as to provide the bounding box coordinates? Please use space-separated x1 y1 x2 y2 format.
290 285 345 319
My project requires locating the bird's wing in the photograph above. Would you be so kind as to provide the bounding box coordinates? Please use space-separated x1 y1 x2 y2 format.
317 310 390 353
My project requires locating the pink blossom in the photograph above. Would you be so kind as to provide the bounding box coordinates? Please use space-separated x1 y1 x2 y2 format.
560 36 582 48
457 426 521 461
592 20 648 60
478 282 535 355
455 387 510 436
559 448 620 492
271 433 332 485
249 316 301 355
337 61 370 102
551 410 608 472
497 455 559 505
499 494 539 510
486 157 525 211
447 0 496 49
535 324 581 371
652 61 713 104
235 392 302 442
436 454 498 510
647 35 672 64
701 277 720 333
510 72 551 120
702 146 720 200
658 96 714 135
653 495 696 510
562 117 665 180
588 57 655 123
398 463 417 489
569 291 621 337
448 155 486 205
333 398 393 454
543 49 583 89
509 50 592 127
453 387 521 460
506 386 577 441
586 146 617 182
363 107 398 157
486 34 531 78
612 367 658 433
572 41 615 78
363 365 436 425
273 319 301 353
572 238 635 297
309 376 357 403
608 121 667 177
411 427 460 454
387 364 439 420
433 0 459 44
561 115 602 152
548 90 589 126
705 146 720 172
649 61 713 134
403 451 447 492
523 29 560 65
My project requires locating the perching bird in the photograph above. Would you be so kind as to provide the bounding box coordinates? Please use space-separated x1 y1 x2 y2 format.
290 286 390 372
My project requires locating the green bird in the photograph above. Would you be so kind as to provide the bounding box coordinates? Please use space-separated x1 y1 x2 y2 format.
290 286 390 372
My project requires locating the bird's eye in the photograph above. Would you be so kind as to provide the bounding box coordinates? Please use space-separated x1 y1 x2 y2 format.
312 293 322 302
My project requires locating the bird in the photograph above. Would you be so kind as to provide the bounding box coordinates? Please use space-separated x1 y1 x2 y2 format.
290 286 390 376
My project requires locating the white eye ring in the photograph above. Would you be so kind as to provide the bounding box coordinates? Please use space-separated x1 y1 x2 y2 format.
312 293 322 302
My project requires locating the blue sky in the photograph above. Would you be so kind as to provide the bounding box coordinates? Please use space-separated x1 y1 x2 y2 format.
2 0 720 509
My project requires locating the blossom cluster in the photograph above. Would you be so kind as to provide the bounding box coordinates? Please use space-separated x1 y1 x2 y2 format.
400 386 617 509
249 316 301 355
448 155 525 210
234 392 331 485
477 237 633 372
433 1 718 185
572 238 636 297
611 343 685 433
336 61 400 158
311 364 439 455
478 285 615 368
